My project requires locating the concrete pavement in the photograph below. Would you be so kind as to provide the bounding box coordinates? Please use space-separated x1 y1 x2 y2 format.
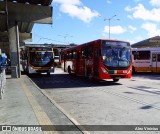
0 73 82 134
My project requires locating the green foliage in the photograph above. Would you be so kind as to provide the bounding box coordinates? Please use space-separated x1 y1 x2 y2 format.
69 43 77 46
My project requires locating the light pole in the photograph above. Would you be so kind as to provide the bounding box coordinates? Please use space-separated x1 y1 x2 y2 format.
104 15 119 39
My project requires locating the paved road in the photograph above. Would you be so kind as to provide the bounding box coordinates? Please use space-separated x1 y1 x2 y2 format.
30 69 160 134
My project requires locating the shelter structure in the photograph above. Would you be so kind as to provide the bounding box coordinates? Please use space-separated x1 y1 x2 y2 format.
0 0 53 78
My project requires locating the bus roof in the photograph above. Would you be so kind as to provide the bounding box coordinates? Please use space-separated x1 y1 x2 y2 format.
25 44 52 48
132 47 160 51
62 39 130 52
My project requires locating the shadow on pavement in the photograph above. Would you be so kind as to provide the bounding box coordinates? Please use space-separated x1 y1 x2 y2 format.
29 74 122 89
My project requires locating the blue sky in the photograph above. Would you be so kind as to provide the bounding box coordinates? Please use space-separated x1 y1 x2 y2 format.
29 0 160 45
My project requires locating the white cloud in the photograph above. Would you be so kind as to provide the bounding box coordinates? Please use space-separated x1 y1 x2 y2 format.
106 0 111 4
54 0 81 5
130 36 144 44
150 0 160 7
125 6 133 12
60 4 99 23
127 15 134 19
125 4 160 22
141 23 160 37
54 0 99 23
128 25 137 33
103 25 126 34
135 0 142 2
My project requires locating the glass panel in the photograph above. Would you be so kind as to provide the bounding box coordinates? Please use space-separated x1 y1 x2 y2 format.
152 54 156 62
101 41 131 68
136 51 150 60
157 54 160 62
29 52 53 67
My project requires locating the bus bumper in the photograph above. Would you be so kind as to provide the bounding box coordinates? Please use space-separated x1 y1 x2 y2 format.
99 67 132 79
28 67 55 74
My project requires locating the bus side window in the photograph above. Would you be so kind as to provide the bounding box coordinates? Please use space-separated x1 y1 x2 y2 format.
136 51 150 60
132 51 137 60
65 54 68 60
99 49 101 56
73 50 76 59
94 48 99 57
152 54 156 62
87 47 92 58
69 51 72 60
158 54 160 62
77 51 80 59
81 48 86 59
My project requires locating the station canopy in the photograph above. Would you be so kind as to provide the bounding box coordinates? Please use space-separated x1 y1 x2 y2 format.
131 36 160 48
0 0 53 42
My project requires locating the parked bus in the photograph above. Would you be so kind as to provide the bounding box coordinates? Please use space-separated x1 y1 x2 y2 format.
61 39 132 82
21 45 55 75
132 47 160 73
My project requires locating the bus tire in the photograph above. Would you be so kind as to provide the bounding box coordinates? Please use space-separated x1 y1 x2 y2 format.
47 72 50 76
68 66 71 74
113 79 119 82
132 66 135 74
87 69 93 82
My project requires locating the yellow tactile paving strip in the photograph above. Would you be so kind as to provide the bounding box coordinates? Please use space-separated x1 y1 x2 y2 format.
19 78 59 134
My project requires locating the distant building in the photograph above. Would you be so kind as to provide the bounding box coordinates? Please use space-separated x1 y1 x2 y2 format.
131 36 160 48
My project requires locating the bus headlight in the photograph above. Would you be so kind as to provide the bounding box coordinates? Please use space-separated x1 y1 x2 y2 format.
101 67 108 74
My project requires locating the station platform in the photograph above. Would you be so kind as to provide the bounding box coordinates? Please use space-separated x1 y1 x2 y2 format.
0 73 83 134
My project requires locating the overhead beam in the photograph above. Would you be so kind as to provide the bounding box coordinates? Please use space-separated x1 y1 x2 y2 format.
0 1 52 24
0 32 32 42
20 32 32 42
0 14 7 31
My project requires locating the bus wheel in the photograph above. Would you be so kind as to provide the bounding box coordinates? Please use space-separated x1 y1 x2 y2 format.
47 72 50 76
132 67 135 74
87 71 93 82
68 66 71 74
113 79 119 82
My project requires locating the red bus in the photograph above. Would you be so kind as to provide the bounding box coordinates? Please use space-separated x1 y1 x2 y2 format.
61 39 132 82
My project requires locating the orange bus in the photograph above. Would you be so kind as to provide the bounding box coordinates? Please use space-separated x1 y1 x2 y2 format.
61 39 132 82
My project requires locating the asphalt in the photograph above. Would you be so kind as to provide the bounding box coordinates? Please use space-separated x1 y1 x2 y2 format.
0 69 83 134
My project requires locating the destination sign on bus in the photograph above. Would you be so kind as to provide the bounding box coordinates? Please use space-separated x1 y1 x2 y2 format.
29 47 52 51
103 41 130 47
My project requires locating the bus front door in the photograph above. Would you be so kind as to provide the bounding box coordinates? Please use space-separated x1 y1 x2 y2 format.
152 53 160 73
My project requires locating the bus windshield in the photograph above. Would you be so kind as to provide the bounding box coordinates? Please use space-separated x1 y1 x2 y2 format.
101 41 131 69
29 51 53 67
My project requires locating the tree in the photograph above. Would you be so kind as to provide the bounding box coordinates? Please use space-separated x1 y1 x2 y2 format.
69 43 77 46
